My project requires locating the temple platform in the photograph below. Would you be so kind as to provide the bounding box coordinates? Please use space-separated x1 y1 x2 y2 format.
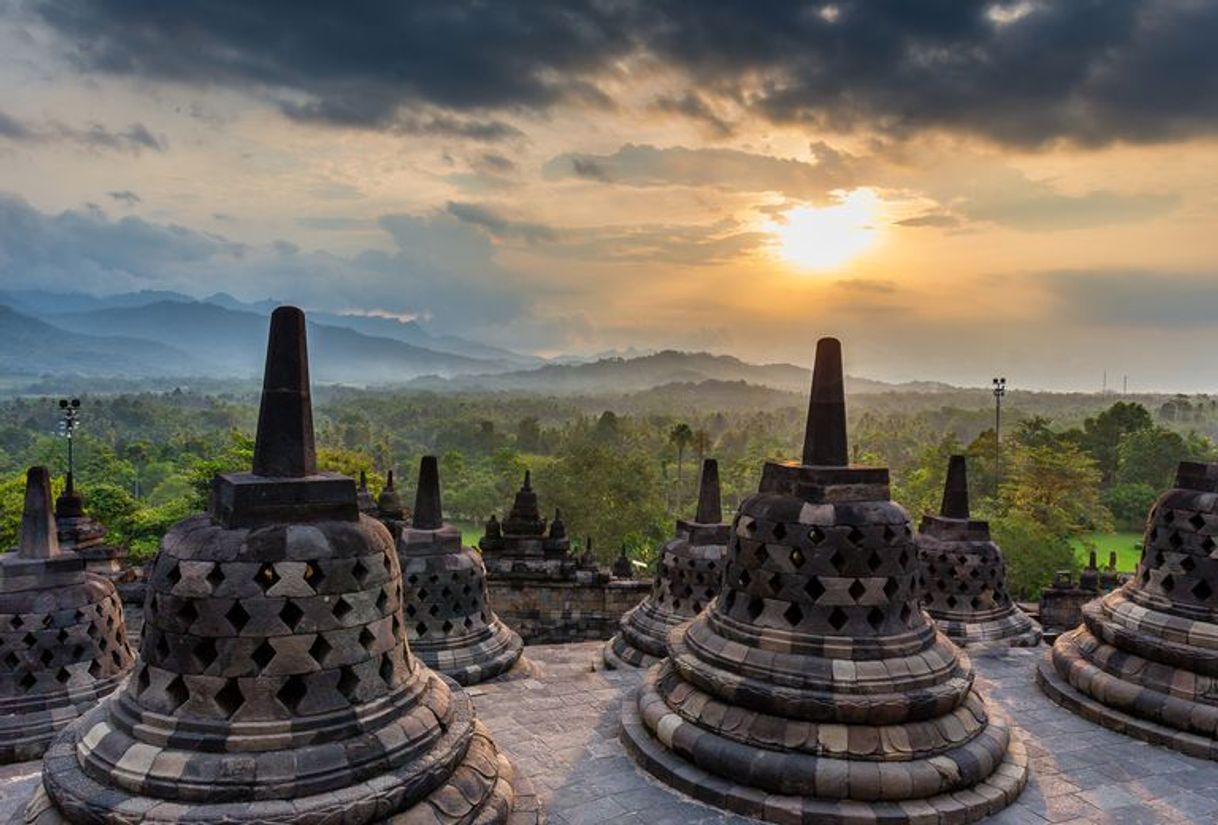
4 640 1217 824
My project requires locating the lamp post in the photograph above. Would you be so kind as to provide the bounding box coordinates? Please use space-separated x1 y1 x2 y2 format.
992 378 1005 496
58 397 81 488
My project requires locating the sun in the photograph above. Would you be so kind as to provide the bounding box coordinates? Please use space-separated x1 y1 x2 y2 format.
768 189 883 271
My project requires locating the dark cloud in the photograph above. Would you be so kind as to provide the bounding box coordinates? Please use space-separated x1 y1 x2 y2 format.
25 1 1218 146
1043 269 1218 327
446 201 558 243
0 110 167 153
107 190 141 206
393 112 524 143
651 92 733 137
544 142 859 200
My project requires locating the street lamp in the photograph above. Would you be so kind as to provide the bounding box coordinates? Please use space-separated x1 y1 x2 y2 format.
57 398 81 489
991 378 1006 444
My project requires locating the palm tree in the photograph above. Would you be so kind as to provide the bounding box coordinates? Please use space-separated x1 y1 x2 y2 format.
669 423 694 510
691 428 712 465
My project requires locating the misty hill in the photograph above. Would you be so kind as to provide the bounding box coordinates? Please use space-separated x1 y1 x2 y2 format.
0 304 198 377
2 288 535 367
407 350 958 395
23 301 498 383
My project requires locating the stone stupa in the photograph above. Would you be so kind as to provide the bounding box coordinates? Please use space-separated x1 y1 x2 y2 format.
621 338 1029 824
0 466 135 764
54 472 131 583
374 469 407 540
1038 460 1218 760
917 455 1041 647
24 307 530 823
479 471 583 580
397 455 524 685
356 469 376 514
604 458 730 669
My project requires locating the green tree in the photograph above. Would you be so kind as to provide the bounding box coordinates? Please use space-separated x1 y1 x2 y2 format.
668 422 694 509
1080 402 1153 486
1103 483 1159 532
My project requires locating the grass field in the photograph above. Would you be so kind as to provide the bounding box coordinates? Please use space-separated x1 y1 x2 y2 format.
1073 531 1143 571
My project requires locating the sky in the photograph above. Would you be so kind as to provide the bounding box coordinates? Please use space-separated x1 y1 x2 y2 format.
0 1 1216 391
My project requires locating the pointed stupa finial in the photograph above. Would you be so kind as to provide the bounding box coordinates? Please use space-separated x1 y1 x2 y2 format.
359 470 369 491
523 469 532 491
19 466 61 560
413 455 443 530
252 306 317 478
801 337 848 467
939 455 971 519
694 458 723 524
386 469 396 490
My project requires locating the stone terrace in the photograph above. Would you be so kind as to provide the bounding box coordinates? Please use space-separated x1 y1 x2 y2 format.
3 640 1218 824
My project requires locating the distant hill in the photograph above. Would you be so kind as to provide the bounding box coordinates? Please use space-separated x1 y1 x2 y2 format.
40 301 496 383
1 288 536 368
406 350 960 395
0 304 198 377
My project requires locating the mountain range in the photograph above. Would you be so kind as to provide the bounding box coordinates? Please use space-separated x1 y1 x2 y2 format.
0 288 959 395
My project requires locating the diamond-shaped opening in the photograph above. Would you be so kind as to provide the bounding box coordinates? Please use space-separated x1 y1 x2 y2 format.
1193 579 1213 601
352 559 370 585
809 526 826 544
745 596 765 621
1164 510 1176 524
946 595 958 608
407 573 418 585
1169 531 1184 549
767 572 784 594
252 640 276 671
1204 536 1217 554
441 586 452 599
309 634 332 666
829 549 847 573
883 525 897 543
406 604 417 617
9 615 22 630
2 651 17 668
256 563 281 594
866 550 882 572
1161 573 1176 592
38 648 53 666
846 527 865 545
971 595 984 610
280 600 304 631
415 621 428 637
805 576 826 601
828 606 849 631
56 628 68 644
738 569 752 588
783 602 804 626
428 604 439 617
898 549 910 569
900 603 912 625
464 616 474 629
19 671 36 691
417 588 429 601
215 679 244 719
277 674 307 713
178 600 199 626
226 602 250 633
883 578 899 599
379 653 395 685
771 522 787 542
1190 513 1207 531
192 637 218 668
359 627 376 651
753 543 770 565
866 606 885 630
154 633 170 660
1182 556 1197 573
166 564 181 587
848 579 866 602
333 594 353 621
206 564 224 591
442 620 453 633
337 665 359 702
304 563 325 592
166 674 189 709
55 666 70 684
376 589 389 612
789 547 806 569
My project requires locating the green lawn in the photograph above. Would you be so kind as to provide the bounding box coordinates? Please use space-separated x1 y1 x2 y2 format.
1073 531 1143 571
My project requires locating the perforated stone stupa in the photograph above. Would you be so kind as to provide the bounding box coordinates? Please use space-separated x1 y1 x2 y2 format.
373 469 407 540
918 455 1041 647
620 338 1029 824
398 455 524 685
1038 460 1218 760
23 307 529 824
604 458 730 669
54 473 131 582
0 466 134 764
356 470 376 514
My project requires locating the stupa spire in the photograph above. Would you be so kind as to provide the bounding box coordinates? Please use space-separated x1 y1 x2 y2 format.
939 454 971 519
251 306 316 478
18 466 60 560
412 456 443 530
801 337 848 467
693 458 722 524
522 469 532 491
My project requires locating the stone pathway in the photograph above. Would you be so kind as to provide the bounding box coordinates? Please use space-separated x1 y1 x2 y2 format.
3 642 1217 824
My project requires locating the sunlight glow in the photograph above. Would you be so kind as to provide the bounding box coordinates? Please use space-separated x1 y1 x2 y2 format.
769 189 882 271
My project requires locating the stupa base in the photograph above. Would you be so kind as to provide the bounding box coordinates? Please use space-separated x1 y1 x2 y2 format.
621 682 1029 825
1036 631 1218 761
931 608 1042 650
22 714 536 825
601 633 662 671
414 624 526 687
0 675 125 764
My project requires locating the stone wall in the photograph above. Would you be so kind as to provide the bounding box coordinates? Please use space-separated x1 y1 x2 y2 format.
488 578 650 643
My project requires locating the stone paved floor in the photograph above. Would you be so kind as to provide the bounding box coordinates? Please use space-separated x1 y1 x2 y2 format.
3 642 1217 824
